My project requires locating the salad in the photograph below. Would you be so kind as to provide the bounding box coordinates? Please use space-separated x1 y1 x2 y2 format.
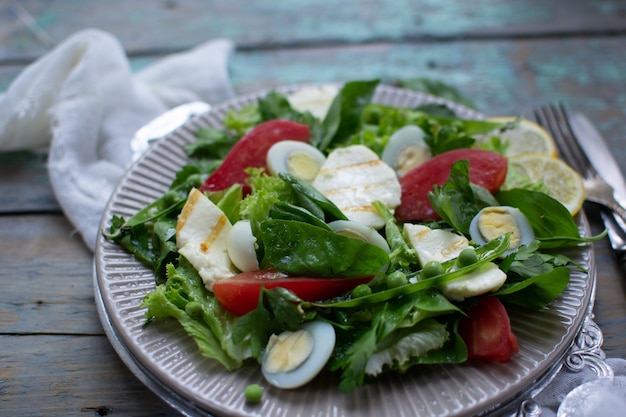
105 79 603 395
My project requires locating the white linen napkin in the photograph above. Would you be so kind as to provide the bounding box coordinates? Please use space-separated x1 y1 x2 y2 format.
0 29 235 251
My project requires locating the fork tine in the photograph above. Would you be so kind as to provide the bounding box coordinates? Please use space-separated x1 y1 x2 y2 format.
533 103 591 178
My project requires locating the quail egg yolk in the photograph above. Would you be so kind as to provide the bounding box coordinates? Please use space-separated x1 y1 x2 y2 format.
286 151 321 182
264 329 314 373
477 207 522 248
469 206 534 253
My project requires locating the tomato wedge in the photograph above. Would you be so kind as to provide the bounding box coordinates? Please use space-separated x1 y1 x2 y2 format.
199 120 310 195
395 149 508 222
213 269 373 316
458 296 519 362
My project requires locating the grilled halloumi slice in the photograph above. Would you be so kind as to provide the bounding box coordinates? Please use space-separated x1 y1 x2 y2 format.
176 188 238 290
312 145 401 229
404 224 469 265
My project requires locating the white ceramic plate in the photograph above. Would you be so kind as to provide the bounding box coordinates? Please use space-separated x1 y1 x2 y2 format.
94 84 594 417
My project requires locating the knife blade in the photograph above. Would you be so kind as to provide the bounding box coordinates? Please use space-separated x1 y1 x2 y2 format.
130 101 211 161
600 208 626 272
569 112 626 209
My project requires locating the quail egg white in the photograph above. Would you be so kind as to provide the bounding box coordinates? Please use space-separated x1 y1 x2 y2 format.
469 206 534 254
261 320 336 389
267 140 327 182
226 220 259 272
328 220 391 253
329 220 391 272
381 125 430 177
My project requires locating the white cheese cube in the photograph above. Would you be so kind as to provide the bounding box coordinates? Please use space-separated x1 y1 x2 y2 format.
404 224 469 266
176 188 238 290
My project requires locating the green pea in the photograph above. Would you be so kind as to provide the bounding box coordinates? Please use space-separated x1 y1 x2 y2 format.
187 173 204 188
457 248 478 267
386 270 408 289
422 261 443 278
352 284 372 298
162 190 181 206
244 384 263 403
185 301 203 318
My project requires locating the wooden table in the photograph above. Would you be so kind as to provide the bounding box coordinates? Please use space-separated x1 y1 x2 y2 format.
1 1 625 416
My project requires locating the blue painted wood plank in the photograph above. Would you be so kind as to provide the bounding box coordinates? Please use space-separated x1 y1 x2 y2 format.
1 0 625 61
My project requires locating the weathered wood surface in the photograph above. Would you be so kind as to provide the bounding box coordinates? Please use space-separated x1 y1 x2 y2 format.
1 1 625 416
2 37 626 213
2 0 625 62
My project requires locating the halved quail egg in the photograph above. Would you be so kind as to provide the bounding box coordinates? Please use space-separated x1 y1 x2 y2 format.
261 320 336 389
267 140 326 182
328 220 391 253
382 125 430 176
226 220 259 272
469 206 534 254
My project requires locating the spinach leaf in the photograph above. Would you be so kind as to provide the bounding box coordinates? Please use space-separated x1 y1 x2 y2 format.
258 219 389 277
319 79 380 150
316 235 510 309
495 189 604 248
279 172 348 222
269 202 332 230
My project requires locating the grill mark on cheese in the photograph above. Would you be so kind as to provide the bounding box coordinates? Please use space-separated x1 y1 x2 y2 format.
317 158 382 175
341 206 378 214
320 180 391 197
176 188 202 233
200 214 229 253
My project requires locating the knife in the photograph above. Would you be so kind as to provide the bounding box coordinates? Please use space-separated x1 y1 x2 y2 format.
569 113 626 209
570 113 626 267
130 101 211 161
600 208 626 271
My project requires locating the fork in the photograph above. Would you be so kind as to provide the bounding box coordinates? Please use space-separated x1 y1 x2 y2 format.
533 103 626 224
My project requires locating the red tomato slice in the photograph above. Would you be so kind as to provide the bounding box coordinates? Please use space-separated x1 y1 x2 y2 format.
199 120 310 195
395 149 508 222
458 296 519 362
213 269 373 316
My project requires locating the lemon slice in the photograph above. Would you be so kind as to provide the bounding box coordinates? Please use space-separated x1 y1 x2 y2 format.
508 154 585 215
477 117 557 158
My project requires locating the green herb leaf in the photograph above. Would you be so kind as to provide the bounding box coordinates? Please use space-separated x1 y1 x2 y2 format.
258 219 389 277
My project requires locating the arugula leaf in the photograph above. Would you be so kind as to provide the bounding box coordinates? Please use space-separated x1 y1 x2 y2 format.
373 201 420 270
493 266 570 309
258 219 389 277
232 287 309 361
186 127 239 160
391 77 477 110
330 289 459 391
257 91 324 145
429 160 487 235
151 217 178 284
